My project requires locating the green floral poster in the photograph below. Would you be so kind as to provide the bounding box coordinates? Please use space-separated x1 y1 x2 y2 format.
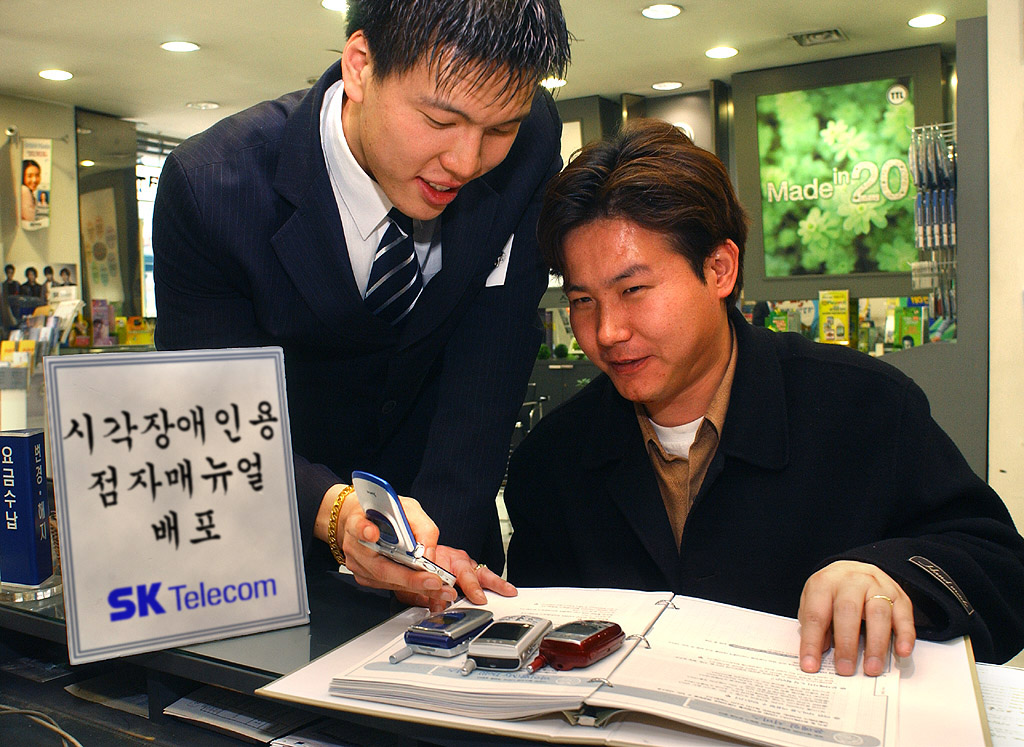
756 78 916 277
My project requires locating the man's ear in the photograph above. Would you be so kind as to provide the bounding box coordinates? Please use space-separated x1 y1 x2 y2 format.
341 30 372 104
706 239 740 300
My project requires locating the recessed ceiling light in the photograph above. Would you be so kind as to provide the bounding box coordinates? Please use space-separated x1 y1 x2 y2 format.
161 41 200 52
652 81 683 91
790 29 847 46
540 76 567 90
39 69 73 81
321 0 348 11
908 13 945 28
641 4 682 20
186 101 220 110
79 160 95 167
705 46 738 59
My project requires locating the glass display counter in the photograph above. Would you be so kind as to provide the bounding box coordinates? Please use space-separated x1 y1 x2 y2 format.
0 570 392 694
0 569 552 745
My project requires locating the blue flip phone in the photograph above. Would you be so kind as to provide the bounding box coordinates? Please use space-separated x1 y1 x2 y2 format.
351 470 457 587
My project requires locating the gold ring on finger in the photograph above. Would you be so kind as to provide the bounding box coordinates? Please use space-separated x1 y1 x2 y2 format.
474 563 487 572
869 594 895 607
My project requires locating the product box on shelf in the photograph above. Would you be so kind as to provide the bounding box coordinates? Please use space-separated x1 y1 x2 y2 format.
766 309 793 333
0 428 52 586
818 290 855 346
897 305 926 348
90 299 115 347
125 316 154 346
771 299 818 340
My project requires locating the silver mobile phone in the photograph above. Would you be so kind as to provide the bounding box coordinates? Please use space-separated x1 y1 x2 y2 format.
461 615 553 675
351 470 457 587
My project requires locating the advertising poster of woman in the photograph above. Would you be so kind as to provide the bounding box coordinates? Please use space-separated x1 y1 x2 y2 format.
20 138 52 231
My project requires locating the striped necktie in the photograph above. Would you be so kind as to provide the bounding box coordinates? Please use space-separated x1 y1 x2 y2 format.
364 208 423 325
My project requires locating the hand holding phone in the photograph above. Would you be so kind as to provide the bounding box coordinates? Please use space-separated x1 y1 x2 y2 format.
351 470 458 587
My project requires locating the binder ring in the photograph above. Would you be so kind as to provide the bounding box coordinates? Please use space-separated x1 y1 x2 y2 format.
625 633 650 649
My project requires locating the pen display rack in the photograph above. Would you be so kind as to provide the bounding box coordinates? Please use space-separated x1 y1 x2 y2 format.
909 123 957 339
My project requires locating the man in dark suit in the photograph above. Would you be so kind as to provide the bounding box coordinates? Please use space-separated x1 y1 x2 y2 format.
154 0 570 611
505 119 1024 673
3 265 20 299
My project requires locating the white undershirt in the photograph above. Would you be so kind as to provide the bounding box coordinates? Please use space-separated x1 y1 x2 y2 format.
319 80 441 296
650 416 704 459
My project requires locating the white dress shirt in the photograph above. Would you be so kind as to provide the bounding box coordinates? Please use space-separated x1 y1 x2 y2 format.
319 80 441 296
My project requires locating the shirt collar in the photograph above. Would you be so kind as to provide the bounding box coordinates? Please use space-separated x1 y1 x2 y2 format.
704 326 738 435
320 80 392 240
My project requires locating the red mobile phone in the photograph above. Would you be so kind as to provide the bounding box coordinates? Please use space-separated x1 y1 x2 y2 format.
537 620 625 671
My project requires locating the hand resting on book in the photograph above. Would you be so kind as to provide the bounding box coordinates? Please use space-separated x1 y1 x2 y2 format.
798 560 916 677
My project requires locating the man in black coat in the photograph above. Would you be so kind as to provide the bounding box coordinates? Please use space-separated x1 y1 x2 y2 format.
154 0 570 611
505 119 1024 674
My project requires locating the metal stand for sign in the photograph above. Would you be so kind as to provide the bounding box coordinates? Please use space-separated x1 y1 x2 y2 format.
0 573 62 603
909 122 957 341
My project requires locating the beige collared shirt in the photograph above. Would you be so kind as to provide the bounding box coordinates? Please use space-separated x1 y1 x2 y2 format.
635 331 738 549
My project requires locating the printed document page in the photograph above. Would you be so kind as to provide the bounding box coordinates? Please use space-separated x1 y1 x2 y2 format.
260 590 985 747
976 663 1024 746
587 596 898 747
329 587 672 719
260 604 731 746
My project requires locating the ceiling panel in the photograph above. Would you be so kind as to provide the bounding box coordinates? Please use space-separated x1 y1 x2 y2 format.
0 0 984 140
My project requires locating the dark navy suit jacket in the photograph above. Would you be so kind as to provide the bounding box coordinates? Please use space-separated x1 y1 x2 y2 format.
506 307 1024 663
153 63 560 570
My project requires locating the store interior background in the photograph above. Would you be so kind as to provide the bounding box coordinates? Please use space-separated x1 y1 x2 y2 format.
1 0 1022 656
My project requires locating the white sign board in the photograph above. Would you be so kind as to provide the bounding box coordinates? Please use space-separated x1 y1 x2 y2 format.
45 348 309 664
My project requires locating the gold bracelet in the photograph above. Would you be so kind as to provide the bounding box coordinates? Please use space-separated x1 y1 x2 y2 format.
327 485 356 565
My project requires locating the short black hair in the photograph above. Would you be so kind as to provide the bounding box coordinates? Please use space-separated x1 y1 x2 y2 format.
4 264 14 273
346 0 571 101
538 119 749 306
